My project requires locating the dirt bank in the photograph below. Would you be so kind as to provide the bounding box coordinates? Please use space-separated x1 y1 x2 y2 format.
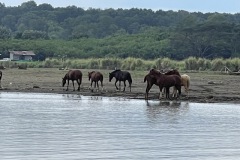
0 68 239 103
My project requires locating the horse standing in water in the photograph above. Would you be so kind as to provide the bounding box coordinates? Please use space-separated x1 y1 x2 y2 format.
88 71 104 92
62 70 82 91
148 69 181 100
164 69 190 97
0 71 2 88
109 69 132 92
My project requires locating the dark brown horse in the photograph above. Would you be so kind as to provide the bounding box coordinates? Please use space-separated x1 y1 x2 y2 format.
148 69 181 100
144 73 158 100
0 71 2 88
109 69 132 92
62 70 82 91
164 69 190 97
88 71 104 91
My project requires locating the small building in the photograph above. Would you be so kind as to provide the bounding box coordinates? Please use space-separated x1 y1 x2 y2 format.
9 51 35 61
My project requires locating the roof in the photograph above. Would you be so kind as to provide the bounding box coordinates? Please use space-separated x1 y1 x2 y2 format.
9 51 35 56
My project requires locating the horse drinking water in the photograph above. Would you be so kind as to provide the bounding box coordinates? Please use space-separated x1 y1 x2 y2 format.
88 71 104 92
62 70 82 91
149 69 181 100
109 69 132 92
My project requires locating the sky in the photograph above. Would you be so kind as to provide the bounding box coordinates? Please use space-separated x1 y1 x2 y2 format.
1 0 240 14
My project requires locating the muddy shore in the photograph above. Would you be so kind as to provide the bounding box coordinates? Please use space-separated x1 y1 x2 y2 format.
0 68 239 103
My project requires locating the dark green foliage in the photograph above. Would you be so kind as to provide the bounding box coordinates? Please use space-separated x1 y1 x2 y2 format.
0 1 240 60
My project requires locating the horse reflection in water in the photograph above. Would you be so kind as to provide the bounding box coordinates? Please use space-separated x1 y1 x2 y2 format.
146 101 189 121
62 70 82 91
88 71 104 92
109 69 132 92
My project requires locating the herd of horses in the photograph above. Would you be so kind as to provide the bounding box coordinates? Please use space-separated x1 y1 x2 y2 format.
61 68 190 100
0 68 190 100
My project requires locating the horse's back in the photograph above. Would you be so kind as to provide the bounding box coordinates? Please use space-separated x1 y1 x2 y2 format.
164 74 181 85
68 70 82 80
93 71 103 81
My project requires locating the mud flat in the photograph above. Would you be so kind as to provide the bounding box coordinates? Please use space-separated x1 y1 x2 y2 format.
0 68 239 103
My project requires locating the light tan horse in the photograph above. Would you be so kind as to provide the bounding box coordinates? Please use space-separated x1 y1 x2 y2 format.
180 74 190 97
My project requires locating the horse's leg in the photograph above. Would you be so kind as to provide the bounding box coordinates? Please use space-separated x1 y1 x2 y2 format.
77 79 80 91
101 80 103 91
172 87 177 98
166 87 170 99
128 80 131 92
175 85 181 99
115 80 119 90
119 81 121 91
94 81 96 90
90 80 93 90
145 83 153 100
96 81 99 92
72 80 75 91
159 87 163 100
66 80 69 91
122 81 126 92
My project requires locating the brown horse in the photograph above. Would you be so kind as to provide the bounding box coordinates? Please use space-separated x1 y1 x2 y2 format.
88 71 104 91
148 69 181 100
0 71 2 88
62 70 82 91
144 69 178 100
144 73 158 100
164 69 190 97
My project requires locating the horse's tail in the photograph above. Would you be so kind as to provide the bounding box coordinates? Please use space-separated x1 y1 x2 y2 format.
128 74 132 84
186 75 190 89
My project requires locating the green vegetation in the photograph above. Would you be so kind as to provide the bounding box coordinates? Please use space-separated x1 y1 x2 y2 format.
1 57 239 72
0 1 240 60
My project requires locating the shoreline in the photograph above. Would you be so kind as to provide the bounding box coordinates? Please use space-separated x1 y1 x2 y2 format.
0 68 240 104
1 87 240 104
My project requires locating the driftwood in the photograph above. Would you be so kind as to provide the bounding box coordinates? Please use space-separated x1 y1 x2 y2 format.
221 66 240 75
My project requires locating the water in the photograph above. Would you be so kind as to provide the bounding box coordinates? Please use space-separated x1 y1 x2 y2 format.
0 92 240 160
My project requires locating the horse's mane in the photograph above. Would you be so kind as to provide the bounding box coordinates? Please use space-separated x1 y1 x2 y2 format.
89 71 96 74
164 69 180 76
150 69 161 75
63 70 72 80
111 69 121 74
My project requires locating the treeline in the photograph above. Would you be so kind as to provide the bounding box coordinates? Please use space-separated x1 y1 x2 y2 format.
1 1 240 60
1 57 239 72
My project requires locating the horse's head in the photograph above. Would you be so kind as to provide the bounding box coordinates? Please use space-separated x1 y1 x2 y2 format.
62 77 66 87
109 72 114 82
149 69 160 75
88 72 92 81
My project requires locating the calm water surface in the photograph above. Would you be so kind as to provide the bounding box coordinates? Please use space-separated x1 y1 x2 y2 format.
0 92 240 160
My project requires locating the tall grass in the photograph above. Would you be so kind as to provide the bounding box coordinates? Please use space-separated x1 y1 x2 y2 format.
0 57 239 72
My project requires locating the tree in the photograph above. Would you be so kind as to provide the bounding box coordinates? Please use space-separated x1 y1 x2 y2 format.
0 26 11 39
